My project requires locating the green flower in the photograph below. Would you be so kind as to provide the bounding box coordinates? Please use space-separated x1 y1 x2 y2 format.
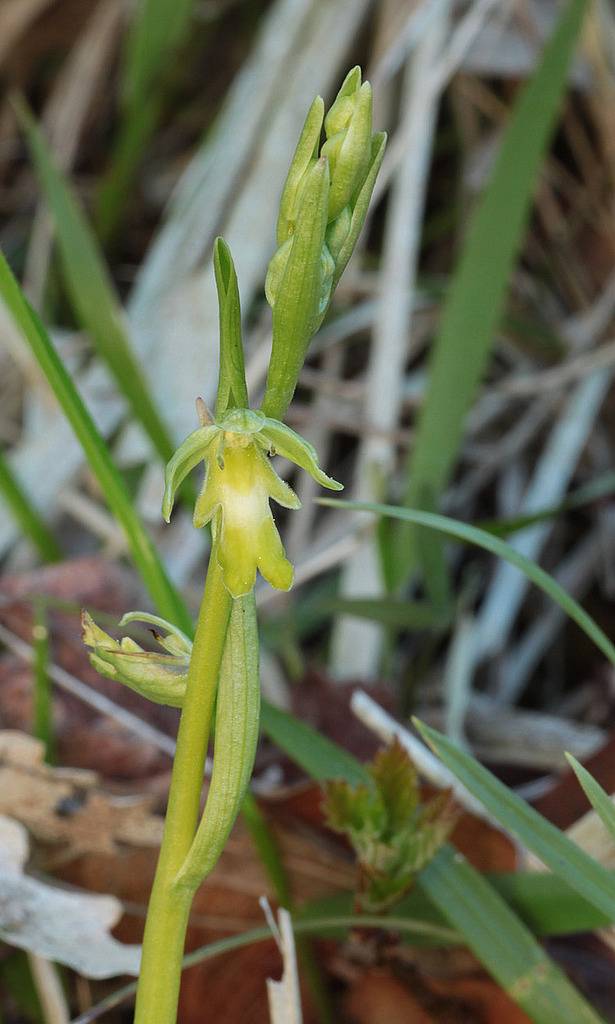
163 407 342 598
82 611 191 707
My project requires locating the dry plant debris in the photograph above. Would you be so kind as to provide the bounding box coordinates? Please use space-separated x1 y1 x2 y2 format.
0 814 140 978
0 730 162 862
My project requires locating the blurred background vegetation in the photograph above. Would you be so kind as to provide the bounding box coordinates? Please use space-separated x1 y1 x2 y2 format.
3 0 615 1021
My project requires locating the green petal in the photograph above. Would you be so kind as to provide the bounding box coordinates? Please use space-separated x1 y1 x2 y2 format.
256 514 294 592
254 446 301 509
260 419 343 491
162 425 218 522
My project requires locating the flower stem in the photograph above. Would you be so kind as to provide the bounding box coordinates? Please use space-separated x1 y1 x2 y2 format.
134 554 231 1024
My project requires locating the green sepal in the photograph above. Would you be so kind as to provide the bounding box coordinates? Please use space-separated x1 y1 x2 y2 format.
331 130 387 293
276 95 325 245
162 424 217 522
213 238 248 417
262 157 330 420
259 418 343 491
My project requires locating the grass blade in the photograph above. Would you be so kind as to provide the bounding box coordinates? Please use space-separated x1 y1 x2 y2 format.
318 498 615 667
260 702 369 787
32 599 55 763
0 449 61 563
420 848 604 1024
477 470 615 537
566 753 615 843
415 720 615 921
397 0 588 583
15 97 175 464
323 596 450 629
121 0 195 113
0 250 191 634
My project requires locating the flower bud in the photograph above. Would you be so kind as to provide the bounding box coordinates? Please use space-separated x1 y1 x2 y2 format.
276 96 324 245
262 67 385 421
82 611 191 707
323 75 372 222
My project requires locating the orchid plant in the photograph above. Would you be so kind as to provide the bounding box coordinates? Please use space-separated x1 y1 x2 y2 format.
83 67 385 1024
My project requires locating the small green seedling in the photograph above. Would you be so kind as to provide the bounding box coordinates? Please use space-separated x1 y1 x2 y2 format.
324 742 458 912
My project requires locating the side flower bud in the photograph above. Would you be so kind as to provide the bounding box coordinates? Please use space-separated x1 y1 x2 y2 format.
82 611 191 707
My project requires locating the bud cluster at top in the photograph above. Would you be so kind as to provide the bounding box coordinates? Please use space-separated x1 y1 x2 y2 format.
262 67 386 421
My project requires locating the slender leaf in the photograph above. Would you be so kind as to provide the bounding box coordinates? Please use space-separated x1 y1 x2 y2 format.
121 0 195 111
566 754 615 844
0 251 191 634
260 701 369 787
397 0 588 584
15 97 175 463
323 596 450 630
33 600 55 763
478 470 615 537
309 869 614 939
420 848 604 1024
416 720 615 922
0 449 61 562
318 498 615 668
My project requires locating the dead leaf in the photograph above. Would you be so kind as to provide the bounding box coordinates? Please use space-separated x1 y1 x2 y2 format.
0 730 162 863
0 814 140 978
344 970 435 1023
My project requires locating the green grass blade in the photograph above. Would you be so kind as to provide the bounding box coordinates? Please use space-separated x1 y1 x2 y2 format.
397 0 587 584
415 719 615 922
0 251 191 635
33 599 55 763
15 97 175 464
95 92 162 243
323 596 450 629
420 848 604 1024
121 0 195 112
477 470 615 537
312 870 613 938
260 701 369 787
0 449 61 562
318 498 615 668
566 753 615 844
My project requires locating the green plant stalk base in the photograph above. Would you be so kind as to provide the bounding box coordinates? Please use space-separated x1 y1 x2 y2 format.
134 555 231 1024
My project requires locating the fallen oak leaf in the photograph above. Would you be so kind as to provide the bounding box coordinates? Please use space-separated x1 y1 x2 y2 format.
0 730 162 862
0 815 140 979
